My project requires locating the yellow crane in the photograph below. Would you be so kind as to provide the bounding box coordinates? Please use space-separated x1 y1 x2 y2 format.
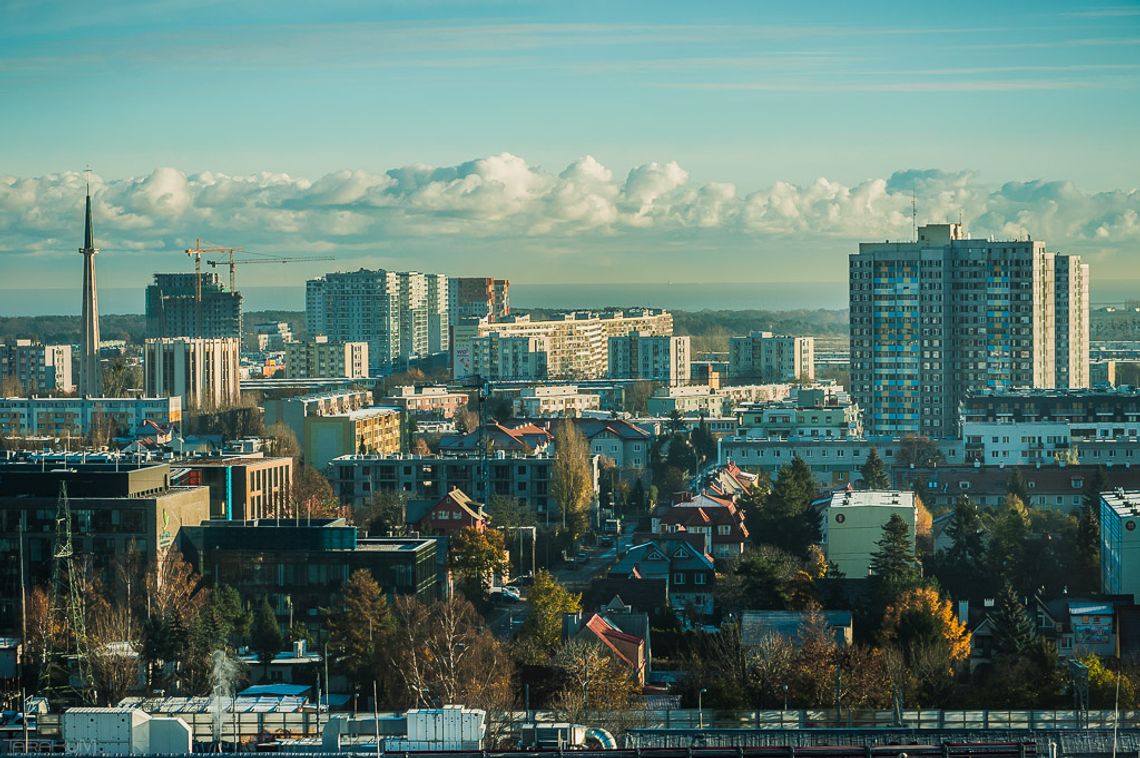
205 253 334 292
184 239 242 302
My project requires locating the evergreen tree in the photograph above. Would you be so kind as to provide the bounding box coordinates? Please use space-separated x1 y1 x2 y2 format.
325 569 394 694
945 495 986 565
250 597 284 673
1076 467 1108 590
1006 469 1031 506
860 447 890 490
869 513 922 602
990 582 1037 657
747 456 820 556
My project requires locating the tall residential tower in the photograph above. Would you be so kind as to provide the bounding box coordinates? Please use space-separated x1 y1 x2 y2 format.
78 185 102 397
850 223 1089 437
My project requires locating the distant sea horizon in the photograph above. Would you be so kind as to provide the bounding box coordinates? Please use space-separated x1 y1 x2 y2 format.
1 279 1137 317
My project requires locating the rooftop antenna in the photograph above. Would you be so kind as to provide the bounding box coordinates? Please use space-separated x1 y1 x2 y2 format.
911 184 917 242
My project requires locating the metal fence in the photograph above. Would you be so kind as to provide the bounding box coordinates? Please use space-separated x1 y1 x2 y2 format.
606 709 1140 731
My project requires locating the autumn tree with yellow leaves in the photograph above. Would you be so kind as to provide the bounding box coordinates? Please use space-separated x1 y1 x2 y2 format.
881 587 971 705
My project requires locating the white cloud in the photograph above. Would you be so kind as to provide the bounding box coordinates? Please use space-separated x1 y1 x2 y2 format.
0 156 1137 278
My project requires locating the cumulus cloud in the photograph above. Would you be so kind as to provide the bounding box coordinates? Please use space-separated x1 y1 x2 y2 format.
0 155 1137 273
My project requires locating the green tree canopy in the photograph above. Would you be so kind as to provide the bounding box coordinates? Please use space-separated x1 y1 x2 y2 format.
520 570 581 649
250 597 284 672
869 513 922 604
990 582 1037 658
860 447 890 490
552 420 594 541
325 569 394 692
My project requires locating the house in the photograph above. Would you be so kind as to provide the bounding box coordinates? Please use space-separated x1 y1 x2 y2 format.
412 488 488 536
610 538 716 617
562 607 650 685
438 423 553 454
583 580 669 618
898 464 1140 513
739 610 854 649
654 493 749 559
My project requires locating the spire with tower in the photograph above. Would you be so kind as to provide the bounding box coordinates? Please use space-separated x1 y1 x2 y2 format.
78 176 102 397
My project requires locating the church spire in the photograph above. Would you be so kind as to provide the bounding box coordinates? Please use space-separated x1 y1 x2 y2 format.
78 175 102 397
84 181 95 252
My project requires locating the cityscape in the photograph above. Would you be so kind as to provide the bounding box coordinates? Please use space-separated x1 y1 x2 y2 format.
1 1 1139 756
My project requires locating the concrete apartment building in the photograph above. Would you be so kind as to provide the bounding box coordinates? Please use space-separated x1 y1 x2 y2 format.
304 407 402 468
960 387 1140 465
1100 490 1140 599
1055 254 1091 389
821 490 917 578
329 450 600 519
380 386 469 419
514 385 601 417
144 337 242 409
0 396 182 438
850 223 1090 437
0 463 210 633
1 340 73 393
449 277 510 325
145 272 243 339
306 269 449 374
452 309 673 381
608 334 691 385
736 389 863 440
263 389 373 440
462 333 550 381
254 321 294 351
178 456 295 520
285 337 370 379
728 332 815 383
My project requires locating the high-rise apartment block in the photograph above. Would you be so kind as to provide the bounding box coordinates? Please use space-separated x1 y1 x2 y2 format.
1054 254 1091 389
850 223 1089 437
144 337 241 409
285 337 369 379
146 272 243 340
728 332 815 383
608 334 692 385
306 269 449 374
1 340 73 393
448 277 510 325
452 309 673 381
1100 490 1140 599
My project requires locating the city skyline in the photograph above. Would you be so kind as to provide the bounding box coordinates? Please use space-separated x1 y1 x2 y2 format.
1 1 1138 294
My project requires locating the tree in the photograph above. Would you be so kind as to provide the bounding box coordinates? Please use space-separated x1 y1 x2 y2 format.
690 417 717 465
988 494 1031 587
449 527 508 597
551 639 639 731
869 513 922 603
896 436 943 468
325 570 393 694
0 375 24 397
747 456 820 557
294 465 340 519
250 597 283 673
205 584 252 649
933 495 989 598
389 595 515 715
265 421 300 459
520 570 581 649
486 494 534 529
623 381 657 416
665 409 687 434
990 583 1036 658
1006 469 1031 507
551 420 593 541
86 597 140 705
881 587 971 705
1077 467 1109 590
101 355 142 398
357 490 407 536
860 447 890 490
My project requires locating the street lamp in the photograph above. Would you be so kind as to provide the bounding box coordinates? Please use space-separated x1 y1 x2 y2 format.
698 688 707 729
782 683 789 711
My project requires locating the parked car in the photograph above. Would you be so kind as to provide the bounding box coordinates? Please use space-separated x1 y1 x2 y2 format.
500 585 522 599
509 573 535 587
492 588 522 604
575 550 590 564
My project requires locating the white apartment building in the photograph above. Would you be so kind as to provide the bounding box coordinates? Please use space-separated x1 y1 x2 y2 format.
821 490 917 578
1 340 73 393
452 309 673 382
306 269 449 374
381 386 469 419
648 383 791 417
514 385 601 417
850 223 1089 437
144 337 241 409
1055 254 1091 389
608 333 691 385
285 337 369 379
0 396 182 438
728 332 815 383
1100 490 1140 599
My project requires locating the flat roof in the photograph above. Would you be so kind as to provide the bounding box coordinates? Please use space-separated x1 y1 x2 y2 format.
828 490 916 508
1101 490 1140 518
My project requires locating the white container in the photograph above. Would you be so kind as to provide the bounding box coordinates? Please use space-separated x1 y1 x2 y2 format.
62 707 150 756
146 717 192 754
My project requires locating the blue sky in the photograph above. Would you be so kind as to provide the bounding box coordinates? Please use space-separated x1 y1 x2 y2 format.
1 0 1138 294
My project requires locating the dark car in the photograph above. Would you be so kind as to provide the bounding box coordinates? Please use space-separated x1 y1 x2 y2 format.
509 573 535 586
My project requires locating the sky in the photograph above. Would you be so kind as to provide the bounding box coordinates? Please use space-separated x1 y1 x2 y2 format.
1 0 1138 297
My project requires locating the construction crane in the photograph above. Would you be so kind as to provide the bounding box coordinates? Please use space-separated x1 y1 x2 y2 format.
184 239 243 301
205 254 334 292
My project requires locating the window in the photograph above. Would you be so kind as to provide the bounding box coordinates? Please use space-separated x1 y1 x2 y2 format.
694 573 707 585
717 525 730 536
673 572 686 585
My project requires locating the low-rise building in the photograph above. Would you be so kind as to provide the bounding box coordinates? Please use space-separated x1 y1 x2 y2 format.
0 396 182 439
736 389 862 440
1101 490 1140 599
254 322 294 352
186 518 440 634
329 450 599 520
649 383 791 417
411 488 488 536
906 464 1140 513
304 407 401 469
514 385 601 417
263 389 373 442
177 456 294 520
0 463 210 633
610 537 716 617
144 337 241 409
654 493 750 559
381 386 469 419
1 340 73 394
821 490 917 578
285 337 369 379
740 610 854 649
